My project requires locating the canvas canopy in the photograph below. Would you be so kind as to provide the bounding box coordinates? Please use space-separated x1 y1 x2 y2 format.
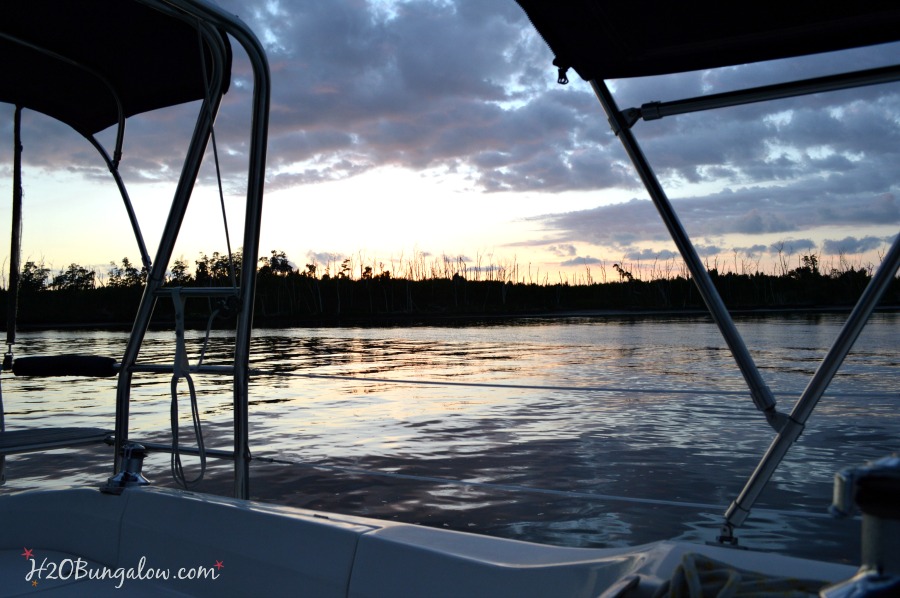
514 0 900 81
1 0 231 136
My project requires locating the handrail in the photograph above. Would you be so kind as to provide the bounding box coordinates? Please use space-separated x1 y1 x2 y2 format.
114 0 271 500
113 7 229 476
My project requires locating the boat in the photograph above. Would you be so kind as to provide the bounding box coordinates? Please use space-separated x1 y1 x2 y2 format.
0 0 898 595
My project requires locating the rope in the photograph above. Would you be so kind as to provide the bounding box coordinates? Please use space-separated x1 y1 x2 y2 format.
168 293 218 489
195 308 219 369
169 21 243 489
195 22 237 289
290 373 750 396
285 373 894 400
170 372 206 487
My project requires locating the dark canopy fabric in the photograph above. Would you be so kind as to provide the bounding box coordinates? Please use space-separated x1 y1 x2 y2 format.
515 0 900 81
1 0 231 136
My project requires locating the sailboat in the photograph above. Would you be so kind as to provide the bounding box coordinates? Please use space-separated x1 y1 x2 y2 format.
1 0 898 595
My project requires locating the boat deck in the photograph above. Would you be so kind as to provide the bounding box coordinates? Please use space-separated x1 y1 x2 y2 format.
0 486 856 597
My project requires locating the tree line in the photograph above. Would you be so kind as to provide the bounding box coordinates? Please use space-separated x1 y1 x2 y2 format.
1 250 897 326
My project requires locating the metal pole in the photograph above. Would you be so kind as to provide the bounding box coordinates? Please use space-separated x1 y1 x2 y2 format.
1 106 24 483
160 0 272 499
636 64 900 124
7 106 23 352
723 232 900 534
590 80 781 427
87 138 152 271
112 20 227 475
221 11 270 503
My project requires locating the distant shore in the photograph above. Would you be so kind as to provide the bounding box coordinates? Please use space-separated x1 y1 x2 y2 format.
6 304 897 332
3 264 897 330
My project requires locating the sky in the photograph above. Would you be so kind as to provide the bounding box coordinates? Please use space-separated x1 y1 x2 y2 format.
1 0 898 284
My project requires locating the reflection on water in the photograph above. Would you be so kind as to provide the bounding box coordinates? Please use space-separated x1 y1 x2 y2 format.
1 313 897 565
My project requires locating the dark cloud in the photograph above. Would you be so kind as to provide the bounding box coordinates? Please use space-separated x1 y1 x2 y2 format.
622 248 679 261
560 255 604 267
536 187 898 250
732 244 769 255
767 239 816 253
821 236 887 255
4 0 898 257
547 244 576 257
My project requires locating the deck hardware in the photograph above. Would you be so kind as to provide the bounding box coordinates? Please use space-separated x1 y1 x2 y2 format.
619 107 642 129
639 102 661 121
822 455 900 596
103 443 151 493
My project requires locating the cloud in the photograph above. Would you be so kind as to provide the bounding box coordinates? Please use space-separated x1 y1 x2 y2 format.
560 255 604 267
622 248 679 261
547 244 577 257
306 250 345 266
732 244 769 255
821 236 886 255
3 0 898 263
768 238 816 251
535 186 898 249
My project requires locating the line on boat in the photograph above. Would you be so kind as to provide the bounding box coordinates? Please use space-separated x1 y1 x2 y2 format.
269 372 894 400
284 373 751 396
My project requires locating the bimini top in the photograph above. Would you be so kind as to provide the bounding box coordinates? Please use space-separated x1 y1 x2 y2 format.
1 0 232 136
515 0 900 81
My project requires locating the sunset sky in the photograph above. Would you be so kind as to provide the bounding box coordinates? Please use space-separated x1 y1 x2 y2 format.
1 0 898 284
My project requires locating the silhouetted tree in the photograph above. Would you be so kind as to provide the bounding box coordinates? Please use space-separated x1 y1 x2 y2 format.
168 258 192 285
52 263 95 290
195 250 242 286
20 261 50 292
613 263 633 281
259 250 293 277
338 258 352 279
107 257 145 287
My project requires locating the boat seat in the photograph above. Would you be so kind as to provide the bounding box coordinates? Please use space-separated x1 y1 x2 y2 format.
0 355 115 460
11 355 117 378
0 427 111 456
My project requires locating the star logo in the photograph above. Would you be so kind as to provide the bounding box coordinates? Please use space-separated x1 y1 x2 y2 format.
214 560 224 570
32 581 38 587
21 548 33 560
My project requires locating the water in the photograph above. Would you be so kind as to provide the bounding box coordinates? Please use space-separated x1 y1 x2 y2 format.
1 312 897 565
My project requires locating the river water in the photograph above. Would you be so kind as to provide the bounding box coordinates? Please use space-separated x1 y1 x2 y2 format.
1 312 897 565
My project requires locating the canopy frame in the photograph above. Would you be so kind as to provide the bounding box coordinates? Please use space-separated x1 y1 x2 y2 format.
590 71 900 542
516 0 900 545
2 0 270 501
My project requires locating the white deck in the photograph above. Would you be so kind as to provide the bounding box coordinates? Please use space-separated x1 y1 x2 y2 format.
0 487 856 597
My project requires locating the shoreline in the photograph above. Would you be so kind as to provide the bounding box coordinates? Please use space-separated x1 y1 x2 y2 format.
6 304 898 331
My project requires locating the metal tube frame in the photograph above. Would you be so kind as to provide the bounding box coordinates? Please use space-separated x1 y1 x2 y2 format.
590 63 900 541
87 138 152 270
591 80 782 427
113 13 228 475
2 30 151 277
111 0 270 502
0 32 127 166
723 235 900 538
6 106 23 350
626 64 900 127
173 0 271 500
